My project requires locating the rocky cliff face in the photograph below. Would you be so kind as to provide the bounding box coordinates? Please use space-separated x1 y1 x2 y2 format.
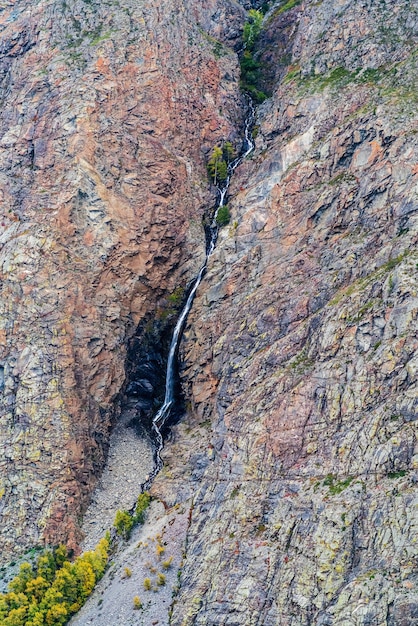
0 0 247 558
1 0 417 624
152 1 418 624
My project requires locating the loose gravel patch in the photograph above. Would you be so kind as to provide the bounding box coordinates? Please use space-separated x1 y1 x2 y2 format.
80 409 154 552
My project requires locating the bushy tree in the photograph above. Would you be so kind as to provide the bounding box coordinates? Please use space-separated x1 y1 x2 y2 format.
113 509 134 539
0 538 109 626
216 205 231 226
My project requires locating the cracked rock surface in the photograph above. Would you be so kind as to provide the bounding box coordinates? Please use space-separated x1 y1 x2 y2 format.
0 0 417 625
151 1 418 624
0 0 247 559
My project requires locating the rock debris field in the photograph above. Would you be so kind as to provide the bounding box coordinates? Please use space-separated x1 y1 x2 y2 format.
71 412 190 626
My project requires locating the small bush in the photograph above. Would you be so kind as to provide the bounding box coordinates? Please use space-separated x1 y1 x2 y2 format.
216 205 231 226
162 557 173 570
157 573 166 587
388 470 407 479
156 544 165 558
133 596 142 610
323 474 353 495
114 510 134 540
143 578 152 591
274 0 302 15
167 287 184 306
123 567 132 578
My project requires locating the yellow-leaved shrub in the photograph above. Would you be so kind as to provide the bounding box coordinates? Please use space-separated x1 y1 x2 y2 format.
0 536 109 626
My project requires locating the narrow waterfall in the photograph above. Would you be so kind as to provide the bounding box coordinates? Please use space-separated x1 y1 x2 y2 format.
142 100 255 490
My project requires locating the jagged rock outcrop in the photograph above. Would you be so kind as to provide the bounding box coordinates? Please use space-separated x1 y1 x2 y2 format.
0 0 248 559
1 0 417 624
151 1 418 624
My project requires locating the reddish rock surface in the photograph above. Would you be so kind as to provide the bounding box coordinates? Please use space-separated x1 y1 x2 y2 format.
152 1 418 624
0 0 246 558
1 0 418 624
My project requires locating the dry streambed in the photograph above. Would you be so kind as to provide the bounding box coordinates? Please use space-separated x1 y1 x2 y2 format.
70 411 189 626
79 410 154 552
71 500 190 626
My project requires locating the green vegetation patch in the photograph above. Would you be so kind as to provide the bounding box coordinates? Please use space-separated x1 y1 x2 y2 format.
323 474 353 495
198 28 230 59
285 46 418 118
273 0 303 16
287 346 314 373
285 65 383 91
114 492 151 540
387 470 407 479
167 286 185 306
243 9 263 49
240 9 269 103
328 250 411 307
216 205 231 227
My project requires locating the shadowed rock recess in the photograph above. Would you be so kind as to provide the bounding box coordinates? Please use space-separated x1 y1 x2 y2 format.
0 0 417 625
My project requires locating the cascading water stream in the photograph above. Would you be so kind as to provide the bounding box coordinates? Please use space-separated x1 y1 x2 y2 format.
142 100 255 490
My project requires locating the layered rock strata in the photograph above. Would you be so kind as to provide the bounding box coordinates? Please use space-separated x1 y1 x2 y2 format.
0 0 247 559
152 1 418 624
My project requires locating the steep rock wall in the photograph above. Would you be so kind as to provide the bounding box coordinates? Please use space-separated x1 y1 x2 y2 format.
153 1 418 624
0 0 247 560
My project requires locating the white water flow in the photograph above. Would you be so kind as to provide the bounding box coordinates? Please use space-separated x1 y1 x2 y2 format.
143 100 255 489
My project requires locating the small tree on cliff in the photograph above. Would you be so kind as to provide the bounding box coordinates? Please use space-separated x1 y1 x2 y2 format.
207 146 226 185
207 143 236 186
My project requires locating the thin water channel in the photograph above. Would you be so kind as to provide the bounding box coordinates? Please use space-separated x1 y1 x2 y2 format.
143 99 256 490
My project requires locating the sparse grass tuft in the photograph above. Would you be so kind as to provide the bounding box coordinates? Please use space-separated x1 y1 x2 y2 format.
133 596 142 610
162 556 173 570
323 474 353 495
156 544 165 558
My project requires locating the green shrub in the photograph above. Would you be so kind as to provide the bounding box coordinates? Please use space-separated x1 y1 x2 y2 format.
323 474 353 495
216 206 231 227
114 510 134 540
388 470 407 479
243 9 263 49
274 0 302 15
167 288 184 306
134 492 151 525
143 578 152 591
